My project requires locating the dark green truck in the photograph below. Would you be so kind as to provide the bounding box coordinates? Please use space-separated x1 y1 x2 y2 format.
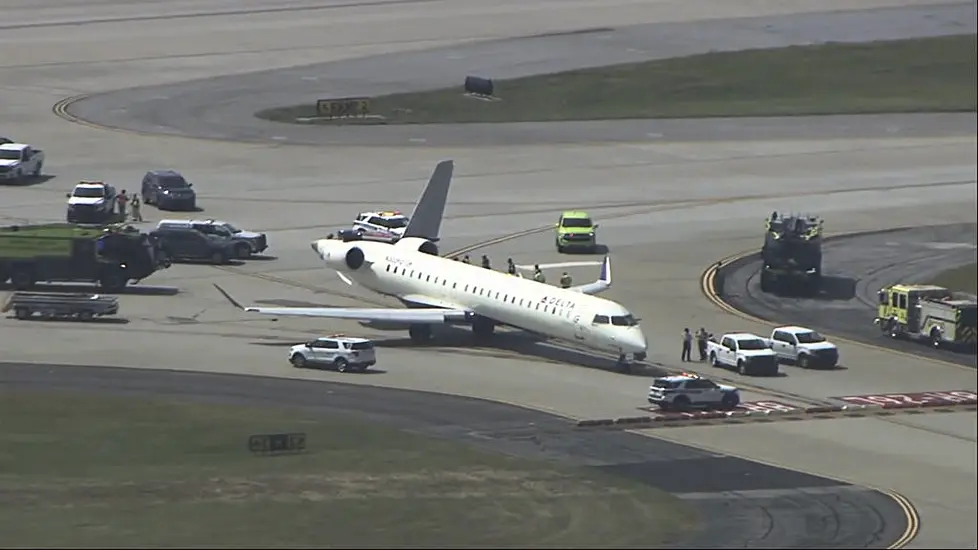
0 223 170 292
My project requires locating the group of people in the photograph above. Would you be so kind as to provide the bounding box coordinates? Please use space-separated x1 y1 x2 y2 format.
452 255 574 288
681 327 715 362
113 189 143 222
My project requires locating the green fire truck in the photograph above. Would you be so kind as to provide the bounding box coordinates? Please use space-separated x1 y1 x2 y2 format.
0 223 170 292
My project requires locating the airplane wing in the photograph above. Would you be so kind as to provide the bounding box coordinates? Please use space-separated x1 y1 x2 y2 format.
568 256 612 295
213 284 468 324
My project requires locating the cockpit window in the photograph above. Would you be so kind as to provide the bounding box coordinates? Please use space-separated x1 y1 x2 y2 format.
611 314 638 326
592 315 609 324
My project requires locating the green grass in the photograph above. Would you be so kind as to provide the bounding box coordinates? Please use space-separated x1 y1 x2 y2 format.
929 263 977 294
257 34 977 125
0 390 696 547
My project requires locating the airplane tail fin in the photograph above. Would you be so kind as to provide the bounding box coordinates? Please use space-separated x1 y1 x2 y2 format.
402 160 453 241
568 256 612 295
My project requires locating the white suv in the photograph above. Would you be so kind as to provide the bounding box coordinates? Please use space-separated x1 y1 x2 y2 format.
288 335 377 372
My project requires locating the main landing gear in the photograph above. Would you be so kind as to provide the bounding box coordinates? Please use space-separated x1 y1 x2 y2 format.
408 324 432 344
472 316 496 339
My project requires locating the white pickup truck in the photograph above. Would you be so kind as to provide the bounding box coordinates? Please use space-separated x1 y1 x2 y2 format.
707 332 780 376
0 143 44 183
765 325 839 369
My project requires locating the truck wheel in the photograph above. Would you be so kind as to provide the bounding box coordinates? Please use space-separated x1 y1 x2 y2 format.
737 360 747 375
14 307 31 320
211 251 228 265
32 163 42 177
710 352 719 367
10 269 34 290
672 395 691 411
930 328 942 348
78 310 94 322
99 272 126 293
334 357 349 372
290 353 307 368
555 240 565 253
798 354 810 369
234 243 252 259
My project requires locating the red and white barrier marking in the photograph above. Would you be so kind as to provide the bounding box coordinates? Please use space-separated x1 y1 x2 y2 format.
651 400 801 419
834 390 978 408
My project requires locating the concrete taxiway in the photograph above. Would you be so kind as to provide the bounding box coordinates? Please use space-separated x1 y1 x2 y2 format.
1 0 976 547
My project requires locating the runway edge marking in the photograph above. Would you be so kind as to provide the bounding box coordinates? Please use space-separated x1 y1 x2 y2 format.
699 222 976 372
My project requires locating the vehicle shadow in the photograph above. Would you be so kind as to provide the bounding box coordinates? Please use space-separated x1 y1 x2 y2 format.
563 244 611 255
4 316 130 324
766 275 856 300
153 205 206 213
6 174 56 187
0 283 179 296
247 255 279 261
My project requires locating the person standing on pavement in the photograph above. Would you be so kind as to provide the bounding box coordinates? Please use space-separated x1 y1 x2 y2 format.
695 327 709 361
130 193 143 222
116 189 129 219
506 258 517 275
481 255 491 269
533 265 546 283
681 328 693 362
559 272 572 288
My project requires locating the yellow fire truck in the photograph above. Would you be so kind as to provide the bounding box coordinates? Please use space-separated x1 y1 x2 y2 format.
875 284 977 348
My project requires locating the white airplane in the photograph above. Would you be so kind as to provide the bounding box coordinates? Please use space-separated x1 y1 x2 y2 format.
214 161 648 369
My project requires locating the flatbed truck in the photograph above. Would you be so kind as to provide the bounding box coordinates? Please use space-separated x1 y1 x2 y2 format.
3 291 119 321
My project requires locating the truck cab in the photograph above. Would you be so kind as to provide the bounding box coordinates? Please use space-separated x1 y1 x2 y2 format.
707 332 779 376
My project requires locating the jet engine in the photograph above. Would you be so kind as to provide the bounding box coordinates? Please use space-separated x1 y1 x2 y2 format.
345 246 366 269
395 237 439 256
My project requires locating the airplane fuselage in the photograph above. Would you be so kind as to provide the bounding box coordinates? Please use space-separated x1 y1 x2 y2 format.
314 238 648 358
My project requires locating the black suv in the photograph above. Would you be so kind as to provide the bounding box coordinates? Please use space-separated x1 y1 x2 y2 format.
141 170 197 211
149 227 237 264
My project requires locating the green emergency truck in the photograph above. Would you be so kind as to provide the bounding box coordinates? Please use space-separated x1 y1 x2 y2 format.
0 223 170 292
555 211 599 253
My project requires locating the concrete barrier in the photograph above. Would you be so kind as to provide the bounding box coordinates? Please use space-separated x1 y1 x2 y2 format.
805 405 843 414
614 416 653 425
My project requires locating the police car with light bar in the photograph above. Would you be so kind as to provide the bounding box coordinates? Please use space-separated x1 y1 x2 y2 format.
351 210 410 242
648 372 741 411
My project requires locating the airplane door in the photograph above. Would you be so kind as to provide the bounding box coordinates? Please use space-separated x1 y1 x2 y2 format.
573 315 589 341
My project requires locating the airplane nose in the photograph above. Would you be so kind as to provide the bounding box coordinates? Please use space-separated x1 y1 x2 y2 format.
627 330 648 354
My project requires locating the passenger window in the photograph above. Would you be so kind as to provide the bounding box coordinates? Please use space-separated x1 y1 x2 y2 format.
426 275 431 282
464 285 469 292
878 291 887 305
386 265 390 272
324 341 339 349
495 292 500 299
409 270 414 278
453 283 457 289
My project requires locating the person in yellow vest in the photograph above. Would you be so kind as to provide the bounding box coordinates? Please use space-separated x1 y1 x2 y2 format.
559 272 572 288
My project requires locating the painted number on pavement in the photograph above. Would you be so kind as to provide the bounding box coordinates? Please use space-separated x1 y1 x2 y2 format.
835 390 978 407
738 400 800 413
